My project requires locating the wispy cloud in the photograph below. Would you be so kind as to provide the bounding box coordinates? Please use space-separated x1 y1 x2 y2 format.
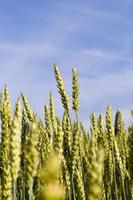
0 41 132 116
82 48 133 63
54 2 126 23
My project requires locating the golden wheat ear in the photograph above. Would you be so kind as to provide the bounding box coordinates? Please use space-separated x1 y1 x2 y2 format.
49 91 57 133
54 64 70 112
39 154 65 200
10 98 22 199
24 122 40 199
21 93 35 122
1 86 12 200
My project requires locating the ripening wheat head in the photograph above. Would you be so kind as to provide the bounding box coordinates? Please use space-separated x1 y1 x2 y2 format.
54 64 70 111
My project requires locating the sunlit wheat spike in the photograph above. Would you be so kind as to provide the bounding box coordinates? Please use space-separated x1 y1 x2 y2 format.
24 122 40 199
2 164 12 200
71 122 80 173
39 154 65 200
62 111 71 162
115 110 127 172
1 100 10 165
4 85 12 130
105 106 120 199
19 107 30 200
1 89 12 200
74 167 86 200
21 93 35 122
127 127 133 182
90 113 97 134
10 98 22 199
100 184 106 200
88 148 104 200
105 105 114 151
97 114 105 146
114 140 127 199
49 91 57 133
21 107 30 173
90 113 98 150
10 98 21 179
0 88 4 116
54 64 70 111
115 109 122 136
54 118 63 156
44 104 53 149
38 120 51 166
21 107 30 148
72 68 80 113
61 156 71 198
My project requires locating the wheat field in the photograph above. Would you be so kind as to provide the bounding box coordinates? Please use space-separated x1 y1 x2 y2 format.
0 65 132 200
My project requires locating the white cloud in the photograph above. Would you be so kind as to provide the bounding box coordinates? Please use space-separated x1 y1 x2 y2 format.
0 40 132 127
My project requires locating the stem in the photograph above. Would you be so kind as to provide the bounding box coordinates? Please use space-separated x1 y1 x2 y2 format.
121 177 127 200
28 182 33 200
12 180 16 200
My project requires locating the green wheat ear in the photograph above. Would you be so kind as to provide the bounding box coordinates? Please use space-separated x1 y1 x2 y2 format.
128 126 133 182
90 113 98 150
71 121 80 173
4 85 12 130
88 148 104 200
1 86 12 200
39 154 65 200
24 122 40 199
21 93 35 122
49 91 57 133
105 105 114 151
0 88 4 116
62 111 71 162
44 104 53 147
72 68 80 113
54 118 63 156
54 64 70 111
10 98 22 199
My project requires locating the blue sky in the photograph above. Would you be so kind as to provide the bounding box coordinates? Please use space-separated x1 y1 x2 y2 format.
0 0 133 126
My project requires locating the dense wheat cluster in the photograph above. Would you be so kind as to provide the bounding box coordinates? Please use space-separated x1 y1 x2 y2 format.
0 65 133 200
